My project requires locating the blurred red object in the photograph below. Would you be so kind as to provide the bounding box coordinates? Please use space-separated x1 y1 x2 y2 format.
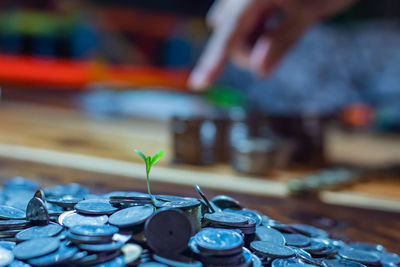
339 103 374 128
0 54 188 89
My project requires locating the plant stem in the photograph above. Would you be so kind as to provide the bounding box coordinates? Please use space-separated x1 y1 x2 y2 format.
147 174 156 208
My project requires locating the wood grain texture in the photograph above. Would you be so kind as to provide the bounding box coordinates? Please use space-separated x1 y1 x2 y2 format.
0 101 399 207
0 143 287 197
1 142 400 213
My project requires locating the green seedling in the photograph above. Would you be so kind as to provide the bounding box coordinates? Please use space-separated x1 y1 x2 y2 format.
134 149 164 208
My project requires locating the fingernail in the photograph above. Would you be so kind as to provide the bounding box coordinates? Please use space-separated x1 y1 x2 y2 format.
188 68 209 91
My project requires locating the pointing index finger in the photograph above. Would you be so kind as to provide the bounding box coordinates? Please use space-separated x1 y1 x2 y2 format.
189 0 271 90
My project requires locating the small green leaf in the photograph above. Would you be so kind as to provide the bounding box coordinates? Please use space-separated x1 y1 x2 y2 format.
134 149 147 163
145 156 151 176
150 149 164 168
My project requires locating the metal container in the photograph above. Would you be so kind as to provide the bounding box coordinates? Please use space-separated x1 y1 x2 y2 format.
230 137 275 176
171 111 230 165
262 114 329 167
182 205 202 234
172 115 215 165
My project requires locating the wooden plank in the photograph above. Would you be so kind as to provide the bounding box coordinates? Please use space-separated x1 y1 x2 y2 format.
1 142 400 213
327 127 400 166
321 191 400 213
0 142 288 197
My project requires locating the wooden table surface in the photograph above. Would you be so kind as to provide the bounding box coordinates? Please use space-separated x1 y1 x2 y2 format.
0 90 399 252
0 100 399 209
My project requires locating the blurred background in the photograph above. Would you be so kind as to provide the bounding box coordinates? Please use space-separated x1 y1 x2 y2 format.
0 0 400 210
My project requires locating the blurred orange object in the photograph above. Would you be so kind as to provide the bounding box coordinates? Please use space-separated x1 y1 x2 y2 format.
339 103 374 128
0 54 189 89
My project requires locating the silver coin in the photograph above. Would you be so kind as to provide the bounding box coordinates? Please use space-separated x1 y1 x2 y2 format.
109 205 154 228
27 245 77 266
121 243 142 265
311 244 338 258
0 205 25 220
0 246 14 266
4 198 29 213
113 233 132 243
7 259 31 267
57 210 75 226
108 191 151 200
302 239 326 253
69 250 88 263
156 195 188 202
109 198 152 205
0 229 22 238
250 250 262 267
75 199 118 215
46 203 63 217
255 226 286 245
26 197 49 223
233 217 257 235
211 195 242 210
283 234 311 247
46 195 83 209
194 184 215 213
194 228 243 256
195 245 243 265
188 237 201 255
78 241 124 252
323 259 367 267
204 211 249 227
75 250 121 266
70 224 119 237
241 247 255 267
199 199 222 214
16 224 63 241
347 242 385 253
272 257 316 267
138 262 168 267
34 190 45 201
0 241 16 251
92 256 125 267
0 220 29 230
381 252 400 265
157 198 200 210
290 224 328 238
267 220 295 233
225 209 263 226
250 241 294 259
289 246 316 265
338 248 380 265
61 211 108 228
66 232 112 244
153 254 202 267
13 237 60 260
75 253 101 265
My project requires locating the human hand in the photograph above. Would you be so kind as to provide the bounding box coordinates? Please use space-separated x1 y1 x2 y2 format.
188 0 357 90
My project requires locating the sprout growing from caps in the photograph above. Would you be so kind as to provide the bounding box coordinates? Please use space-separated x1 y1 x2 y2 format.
134 149 164 207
